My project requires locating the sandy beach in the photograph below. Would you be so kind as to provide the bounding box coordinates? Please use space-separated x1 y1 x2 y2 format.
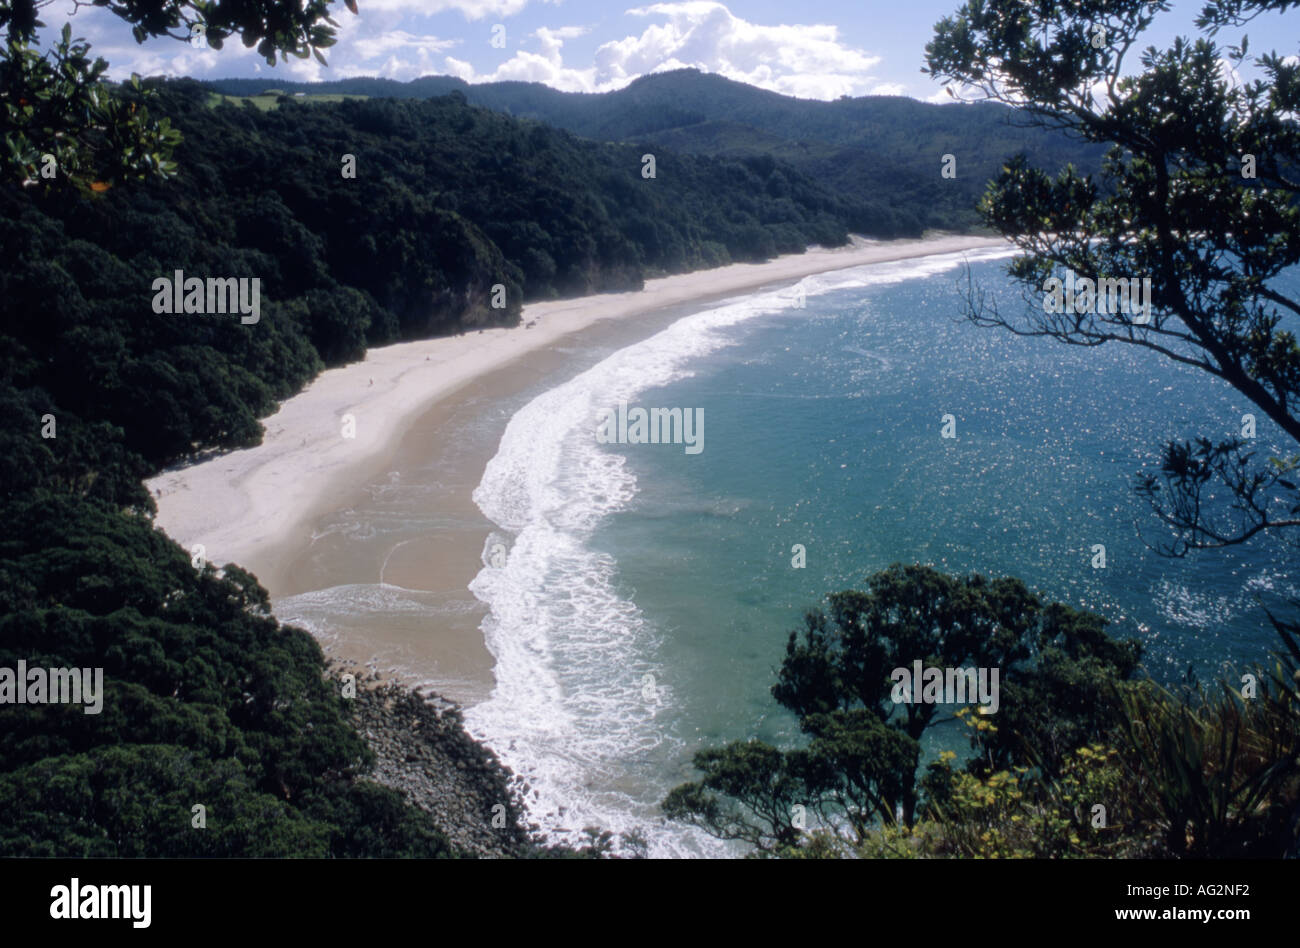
147 233 1008 698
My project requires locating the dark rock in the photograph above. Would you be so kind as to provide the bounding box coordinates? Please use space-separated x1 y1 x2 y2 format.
330 668 536 858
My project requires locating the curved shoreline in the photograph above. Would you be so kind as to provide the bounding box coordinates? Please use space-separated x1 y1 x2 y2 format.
147 233 1008 601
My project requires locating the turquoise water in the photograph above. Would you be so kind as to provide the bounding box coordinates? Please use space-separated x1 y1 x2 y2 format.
464 249 1299 855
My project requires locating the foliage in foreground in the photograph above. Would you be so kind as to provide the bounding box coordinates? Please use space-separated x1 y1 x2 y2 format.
664 566 1300 859
926 0 1300 555
0 492 459 856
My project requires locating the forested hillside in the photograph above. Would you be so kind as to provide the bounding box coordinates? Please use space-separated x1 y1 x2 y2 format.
0 69 1098 857
2 77 889 483
209 69 1105 232
0 76 910 856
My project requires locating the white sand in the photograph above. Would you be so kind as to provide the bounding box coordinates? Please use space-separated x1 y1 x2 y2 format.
147 233 1008 580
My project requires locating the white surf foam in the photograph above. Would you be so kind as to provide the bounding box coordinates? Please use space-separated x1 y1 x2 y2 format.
464 246 1015 856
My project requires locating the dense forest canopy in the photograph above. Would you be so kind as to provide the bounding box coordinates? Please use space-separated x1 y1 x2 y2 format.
1 71 991 856
0 52 1114 858
3 78 900 482
207 68 1107 232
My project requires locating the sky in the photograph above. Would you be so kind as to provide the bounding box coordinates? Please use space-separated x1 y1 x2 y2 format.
38 0 1299 103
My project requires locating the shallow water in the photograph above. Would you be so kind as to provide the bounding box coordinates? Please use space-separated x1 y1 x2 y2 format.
463 249 1299 855
280 247 1299 856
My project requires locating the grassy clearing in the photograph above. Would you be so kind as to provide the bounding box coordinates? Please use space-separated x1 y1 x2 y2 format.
205 91 368 111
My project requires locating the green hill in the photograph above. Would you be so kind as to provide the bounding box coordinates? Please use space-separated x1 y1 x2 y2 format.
206 68 1106 232
0 77 904 856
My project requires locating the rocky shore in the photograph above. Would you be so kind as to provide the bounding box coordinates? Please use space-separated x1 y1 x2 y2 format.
343 673 534 857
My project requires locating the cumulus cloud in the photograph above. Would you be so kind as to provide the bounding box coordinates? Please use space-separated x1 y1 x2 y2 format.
46 0 909 100
620 1 880 97
449 23 598 91
1216 56 1245 90
329 30 462 80
452 1 894 100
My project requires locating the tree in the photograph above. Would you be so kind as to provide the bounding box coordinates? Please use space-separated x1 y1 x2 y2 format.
0 489 465 857
663 565 1140 853
0 0 353 190
925 0 1300 555
662 742 820 852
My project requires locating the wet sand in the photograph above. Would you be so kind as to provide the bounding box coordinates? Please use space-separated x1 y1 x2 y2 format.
147 234 1009 703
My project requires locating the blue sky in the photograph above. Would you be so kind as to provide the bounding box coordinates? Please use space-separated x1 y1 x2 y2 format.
44 1 1298 102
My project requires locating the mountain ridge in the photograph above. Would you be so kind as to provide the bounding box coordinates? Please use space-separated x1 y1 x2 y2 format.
205 68 1105 232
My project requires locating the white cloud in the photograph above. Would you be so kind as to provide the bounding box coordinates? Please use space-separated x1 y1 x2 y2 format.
47 0 907 101
1216 56 1245 90
444 56 476 81
447 22 599 92
355 0 555 20
352 30 459 61
536 24 589 58
451 1 893 100
541 26 591 41
615 2 882 98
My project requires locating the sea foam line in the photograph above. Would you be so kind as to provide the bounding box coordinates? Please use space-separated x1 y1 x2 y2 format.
464 246 1016 856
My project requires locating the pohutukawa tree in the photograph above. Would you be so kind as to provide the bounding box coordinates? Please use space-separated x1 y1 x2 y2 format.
0 0 356 191
663 565 1140 852
925 0 1300 555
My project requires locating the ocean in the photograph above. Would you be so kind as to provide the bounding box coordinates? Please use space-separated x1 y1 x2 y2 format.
281 247 1299 857
462 247 1299 856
